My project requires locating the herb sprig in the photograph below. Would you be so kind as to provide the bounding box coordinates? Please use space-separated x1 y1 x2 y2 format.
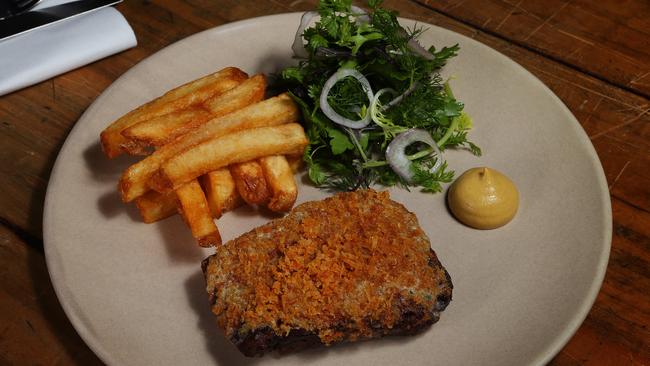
277 0 481 193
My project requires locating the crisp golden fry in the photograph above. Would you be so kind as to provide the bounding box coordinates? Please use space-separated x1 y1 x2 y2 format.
204 74 266 116
121 108 212 147
259 155 298 212
175 180 221 247
151 123 308 193
122 74 267 147
119 93 299 202
230 161 271 205
100 67 247 158
201 169 243 218
101 66 308 248
134 190 177 223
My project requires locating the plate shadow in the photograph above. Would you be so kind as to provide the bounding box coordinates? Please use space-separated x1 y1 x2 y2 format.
185 271 260 366
97 189 140 222
83 141 137 183
157 216 205 263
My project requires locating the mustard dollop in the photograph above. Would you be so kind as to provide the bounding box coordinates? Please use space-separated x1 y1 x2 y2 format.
447 167 519 229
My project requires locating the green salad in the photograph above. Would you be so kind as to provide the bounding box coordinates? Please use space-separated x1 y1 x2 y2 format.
277 0 480 193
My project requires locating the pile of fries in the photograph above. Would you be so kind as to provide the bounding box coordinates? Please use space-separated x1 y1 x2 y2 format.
100 67 309 246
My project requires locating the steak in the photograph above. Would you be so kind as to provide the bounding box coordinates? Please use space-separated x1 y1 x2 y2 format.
202 190 453 357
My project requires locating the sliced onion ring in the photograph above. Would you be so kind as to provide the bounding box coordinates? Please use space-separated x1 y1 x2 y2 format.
370 83 418 116
385 82 417 110
398 28 435 60
320 69 374 129
407 38 435 60
293 8 368 58
292 11 318 58
350 5 370 24
386 129 443 182
370 88 396 115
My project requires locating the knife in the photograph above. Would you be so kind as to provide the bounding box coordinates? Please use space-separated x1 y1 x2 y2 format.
0 0 122 42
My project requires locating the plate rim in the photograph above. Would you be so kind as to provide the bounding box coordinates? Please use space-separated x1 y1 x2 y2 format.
43 11 612 366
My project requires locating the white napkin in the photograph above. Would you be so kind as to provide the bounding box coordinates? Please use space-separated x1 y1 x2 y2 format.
0 0 137 96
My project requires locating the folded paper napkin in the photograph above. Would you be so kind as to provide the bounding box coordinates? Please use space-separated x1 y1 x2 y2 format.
0 0 137 96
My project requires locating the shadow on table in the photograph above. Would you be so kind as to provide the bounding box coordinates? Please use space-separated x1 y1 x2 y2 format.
25 124 73 245
20 132 108 363
27 250 105 365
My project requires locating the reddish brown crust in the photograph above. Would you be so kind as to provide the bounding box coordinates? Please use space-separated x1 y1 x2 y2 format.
203 190 453 356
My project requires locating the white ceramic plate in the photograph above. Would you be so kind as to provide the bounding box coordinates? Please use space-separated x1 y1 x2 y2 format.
43 13 611 366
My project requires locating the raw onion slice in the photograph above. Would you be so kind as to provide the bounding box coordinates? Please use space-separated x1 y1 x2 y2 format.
293 8 368 58
398 28 435 60
386 129 443 182
370 83 417 115
385 82 417 110
407 38 435 60
370 88 396 120
292 11 317 58
320 69 374 129
351 5 370 23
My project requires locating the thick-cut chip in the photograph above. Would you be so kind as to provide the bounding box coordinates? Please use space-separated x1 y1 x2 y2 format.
100 67 247 158
259 155 298 212
175 180 222 247
122 74 267 147
150 123 308 193
229 161 270 205
134 190 177 223
201 169 243 218
121 108 212 147
119 93 299 202
204 74 267 116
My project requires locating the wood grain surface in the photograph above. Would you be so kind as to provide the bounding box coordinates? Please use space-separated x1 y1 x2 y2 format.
0 0 648 365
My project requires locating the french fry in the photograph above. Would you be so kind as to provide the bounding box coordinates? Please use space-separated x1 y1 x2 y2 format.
100 67 247 158
134 190 178 223
119 93 299 202
175 180 221 247
230 161 271 205
121 108 212 147
259 155 298 212
204 74 266 116
201 169 243 218
122 74 267 147
150 123 308 193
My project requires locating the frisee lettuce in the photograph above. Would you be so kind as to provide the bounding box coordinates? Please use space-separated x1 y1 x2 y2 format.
276 0 481 192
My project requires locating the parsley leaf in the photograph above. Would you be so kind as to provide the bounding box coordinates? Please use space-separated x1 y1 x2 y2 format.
327 127 355 154
276 0 480 193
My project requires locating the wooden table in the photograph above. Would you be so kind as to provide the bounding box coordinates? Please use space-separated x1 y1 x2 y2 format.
1 0 648 364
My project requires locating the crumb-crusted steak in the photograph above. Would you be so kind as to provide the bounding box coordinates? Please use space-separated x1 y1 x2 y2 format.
202 190 452 356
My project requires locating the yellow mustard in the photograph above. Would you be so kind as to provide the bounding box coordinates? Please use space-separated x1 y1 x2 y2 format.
447 167 519 229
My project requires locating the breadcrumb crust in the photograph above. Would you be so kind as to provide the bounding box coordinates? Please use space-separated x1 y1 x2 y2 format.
203 190 451 347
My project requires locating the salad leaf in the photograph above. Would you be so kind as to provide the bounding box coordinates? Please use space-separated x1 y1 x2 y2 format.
327 127 355 154
276 0 480 192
